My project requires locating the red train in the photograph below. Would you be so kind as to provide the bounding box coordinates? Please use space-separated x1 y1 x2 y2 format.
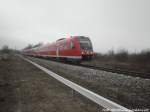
23 36 94 62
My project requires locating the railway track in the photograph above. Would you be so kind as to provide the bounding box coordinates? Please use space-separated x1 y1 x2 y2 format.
26 56 150 79
77 63 150 79
55 60 150 79
23 55 150 109
21 56 133 112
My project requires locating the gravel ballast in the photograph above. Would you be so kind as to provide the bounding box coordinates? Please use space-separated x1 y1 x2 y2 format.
28 56 150 110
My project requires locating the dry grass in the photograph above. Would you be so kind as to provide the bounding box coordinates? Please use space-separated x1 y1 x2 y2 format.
0 54 99 112
92 49 150 73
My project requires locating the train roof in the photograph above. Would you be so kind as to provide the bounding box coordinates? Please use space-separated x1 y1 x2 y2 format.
56 38 66 42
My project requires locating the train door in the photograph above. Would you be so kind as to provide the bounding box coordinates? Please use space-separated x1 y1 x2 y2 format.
56 47 59 57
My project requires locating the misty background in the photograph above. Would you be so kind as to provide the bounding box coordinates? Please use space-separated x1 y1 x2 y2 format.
0 0 150 53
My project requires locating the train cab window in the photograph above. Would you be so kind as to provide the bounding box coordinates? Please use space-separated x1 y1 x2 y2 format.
70 41 75 49
77 37 93 50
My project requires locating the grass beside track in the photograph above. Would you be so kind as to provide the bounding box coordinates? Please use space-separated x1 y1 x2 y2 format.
0 55 98 112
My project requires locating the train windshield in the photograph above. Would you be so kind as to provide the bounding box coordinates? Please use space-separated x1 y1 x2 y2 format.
77 37 93 50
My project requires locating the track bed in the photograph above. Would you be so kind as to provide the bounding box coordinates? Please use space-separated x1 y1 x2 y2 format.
27 56 150 110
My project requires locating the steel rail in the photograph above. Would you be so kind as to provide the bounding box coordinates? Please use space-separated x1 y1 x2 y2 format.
22 55 149 79
20 56 133 112
79 64 150 79
30 56 150 79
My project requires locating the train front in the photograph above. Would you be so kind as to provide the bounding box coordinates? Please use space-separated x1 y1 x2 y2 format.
77 36 94 60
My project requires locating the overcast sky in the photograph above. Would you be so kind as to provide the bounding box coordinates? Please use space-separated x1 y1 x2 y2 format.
0 0 150 53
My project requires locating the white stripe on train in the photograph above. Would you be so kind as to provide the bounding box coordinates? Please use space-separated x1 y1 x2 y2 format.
33 54 82 59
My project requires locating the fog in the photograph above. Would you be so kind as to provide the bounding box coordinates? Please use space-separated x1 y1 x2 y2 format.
0 0 150 53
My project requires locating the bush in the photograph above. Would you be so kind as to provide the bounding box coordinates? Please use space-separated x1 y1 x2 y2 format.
1 45 10 54
136 50 150 63
115 49 128 62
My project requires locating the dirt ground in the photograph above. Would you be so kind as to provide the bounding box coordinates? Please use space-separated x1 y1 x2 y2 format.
0 55 99 112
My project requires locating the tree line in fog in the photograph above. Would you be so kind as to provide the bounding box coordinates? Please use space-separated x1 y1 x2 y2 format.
95 48 150 64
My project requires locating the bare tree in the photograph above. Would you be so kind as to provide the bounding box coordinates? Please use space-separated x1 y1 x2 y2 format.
24 44 33 49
